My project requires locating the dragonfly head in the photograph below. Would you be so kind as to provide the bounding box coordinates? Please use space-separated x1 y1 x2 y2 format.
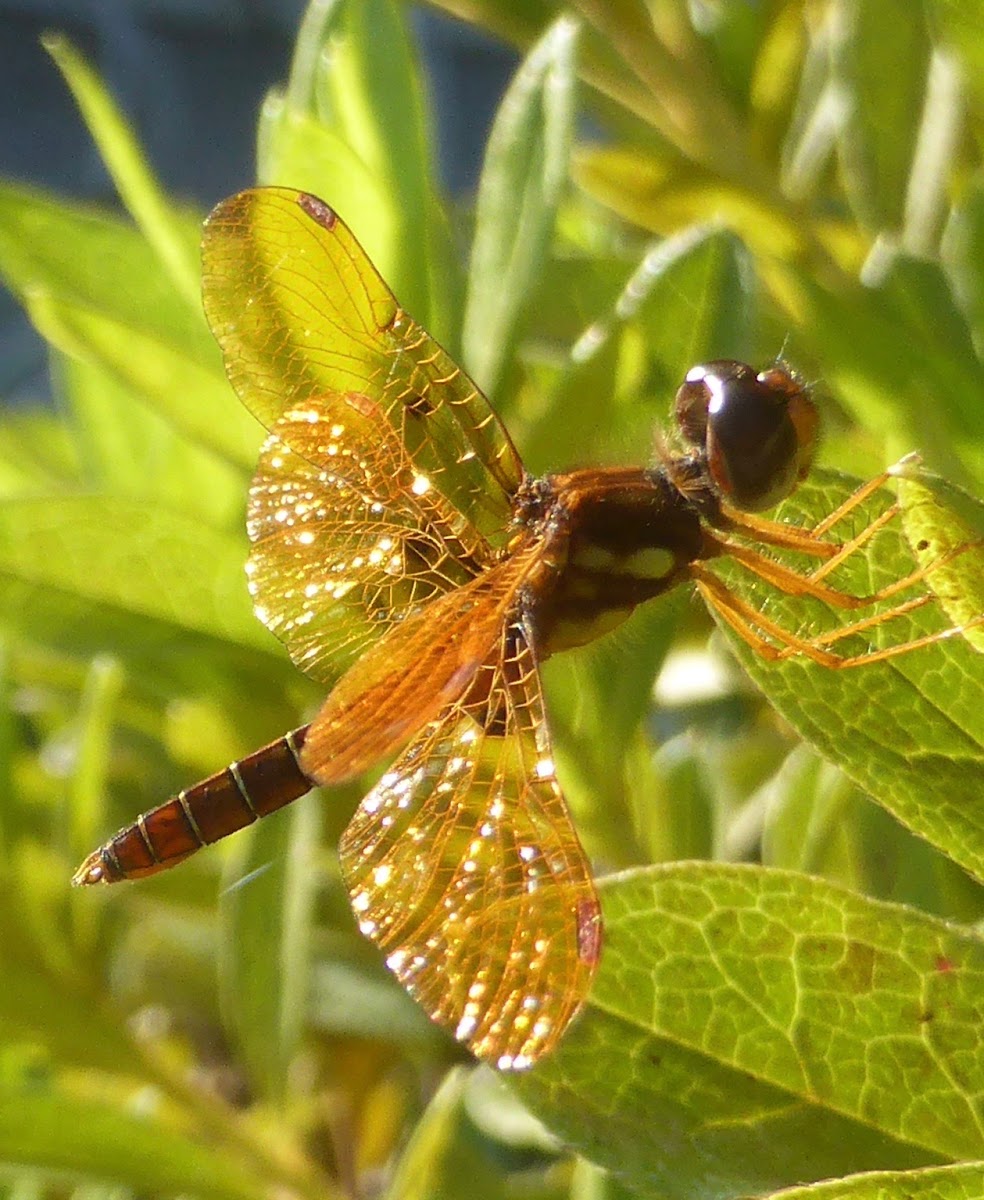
672 360 819 512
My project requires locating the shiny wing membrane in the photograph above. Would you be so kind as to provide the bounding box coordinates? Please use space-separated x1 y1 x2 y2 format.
201 188 526 684
245 390 499 683
299 539 546 785
338 617 601 1069
201 187 523 538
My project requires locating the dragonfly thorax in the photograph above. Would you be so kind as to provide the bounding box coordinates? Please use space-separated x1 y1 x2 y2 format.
527 465 706 655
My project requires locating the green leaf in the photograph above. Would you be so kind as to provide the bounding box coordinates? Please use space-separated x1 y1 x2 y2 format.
831 1 932 232
258 0 454 341
0 405 81 494
0 496 270 655
929 0 984 110
218 792 322 1103
0 1090 266 1200
517 863 984 1196
896 465 984 651
44 35 200 305
522 224 755 474
712 467 983 881
942 171 984 357
65 656 124 954
56 354 246 527
797 255 984 488
308 958 439 1045
462 15 579 400
0 879 151 1075
0 185 260 470
383 1068 507 1200
543 595 683 868
764 1161 984 1199
755 744 980 919
572 144 807 265
28 289 259 477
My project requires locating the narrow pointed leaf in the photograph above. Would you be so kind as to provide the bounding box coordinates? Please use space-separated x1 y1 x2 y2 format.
462 16 579 399
219 792 321 1103
44 35 200 305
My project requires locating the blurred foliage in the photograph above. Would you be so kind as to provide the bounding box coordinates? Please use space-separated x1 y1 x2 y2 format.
0 1 982 1198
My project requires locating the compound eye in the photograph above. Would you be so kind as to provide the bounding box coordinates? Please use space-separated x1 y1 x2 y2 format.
674 369 710 447
675 360 818 512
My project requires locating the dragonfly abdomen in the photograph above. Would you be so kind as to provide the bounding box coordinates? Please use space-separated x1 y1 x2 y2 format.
72 727 312 884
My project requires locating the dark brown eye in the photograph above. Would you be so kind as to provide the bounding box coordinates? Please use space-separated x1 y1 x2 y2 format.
673 360 818 511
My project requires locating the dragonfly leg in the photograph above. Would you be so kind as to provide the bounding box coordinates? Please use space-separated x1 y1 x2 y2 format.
692 566 981 669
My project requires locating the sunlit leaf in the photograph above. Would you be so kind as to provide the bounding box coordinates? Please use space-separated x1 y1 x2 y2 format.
462 15 579 400
517 863 984 1194
712 468 984 882
219 793 322 1103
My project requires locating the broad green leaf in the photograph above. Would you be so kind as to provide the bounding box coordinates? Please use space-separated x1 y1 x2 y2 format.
219 792 321 1103
0 1090 266 1200
462 15 579 400
896 466 984 651
765 1161 984 1199
711 468 984 882
383 1068 507 1200
44 35 200 305
0 496 270 655
831 0 932 232
517 863 983 1197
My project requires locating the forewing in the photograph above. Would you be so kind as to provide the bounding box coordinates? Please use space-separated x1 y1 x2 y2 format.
201 187 524 545
338 619 602 1069
247 390 496 684
299 543 543 784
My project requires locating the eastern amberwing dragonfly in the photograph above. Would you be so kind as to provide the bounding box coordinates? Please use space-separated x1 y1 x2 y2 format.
73 187 977 1071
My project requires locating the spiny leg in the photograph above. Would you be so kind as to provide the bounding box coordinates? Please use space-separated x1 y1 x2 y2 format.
692 566 980 669
719 465 902 558
713 536 973 612
719 459 981 610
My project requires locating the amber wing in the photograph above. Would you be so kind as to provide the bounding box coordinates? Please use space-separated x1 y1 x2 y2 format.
337 615 601 1068
202 190 527 683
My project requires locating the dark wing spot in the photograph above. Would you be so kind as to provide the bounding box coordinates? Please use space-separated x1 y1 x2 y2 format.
577 898 603 965
298 193 337 230
406 392 436 418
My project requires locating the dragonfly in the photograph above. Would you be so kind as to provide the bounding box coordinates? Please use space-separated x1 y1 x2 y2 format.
73 187 977 1071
